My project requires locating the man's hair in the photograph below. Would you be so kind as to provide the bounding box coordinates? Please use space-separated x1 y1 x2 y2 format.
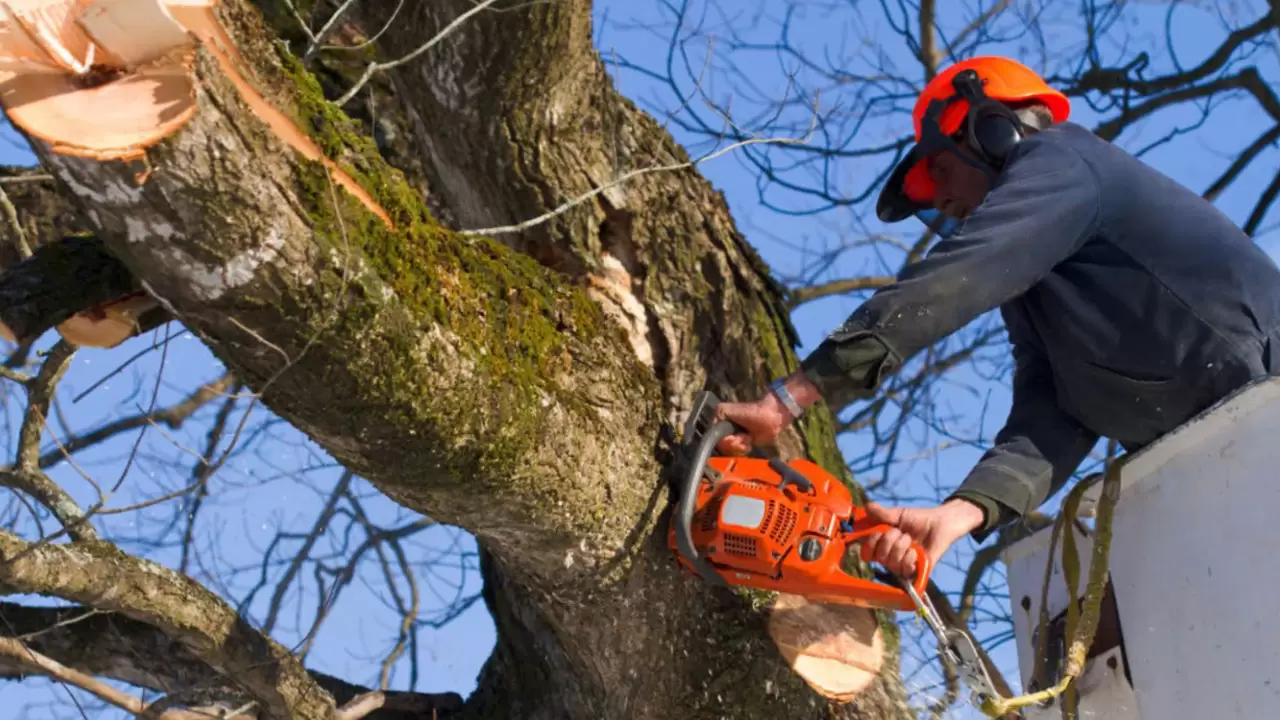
1008 101 1056 133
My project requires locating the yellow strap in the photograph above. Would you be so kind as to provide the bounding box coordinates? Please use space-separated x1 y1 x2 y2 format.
980 455 1126 718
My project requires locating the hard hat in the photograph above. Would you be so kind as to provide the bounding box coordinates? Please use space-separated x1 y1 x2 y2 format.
876 56 1071 226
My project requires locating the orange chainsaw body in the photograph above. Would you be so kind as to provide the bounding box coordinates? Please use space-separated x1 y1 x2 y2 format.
667 392 931 613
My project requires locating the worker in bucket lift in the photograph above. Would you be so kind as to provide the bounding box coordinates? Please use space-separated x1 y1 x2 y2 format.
715 55 1280 579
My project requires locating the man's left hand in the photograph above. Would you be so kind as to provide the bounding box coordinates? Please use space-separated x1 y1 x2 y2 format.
714 393 793 454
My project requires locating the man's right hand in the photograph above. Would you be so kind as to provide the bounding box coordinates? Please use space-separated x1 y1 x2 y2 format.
858 498 986 577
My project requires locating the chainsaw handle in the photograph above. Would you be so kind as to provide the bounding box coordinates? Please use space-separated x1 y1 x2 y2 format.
844 513 934 602
758 454 814 494
674 408 737 587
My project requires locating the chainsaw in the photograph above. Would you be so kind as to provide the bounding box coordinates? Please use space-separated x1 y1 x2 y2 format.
666 390 1002 708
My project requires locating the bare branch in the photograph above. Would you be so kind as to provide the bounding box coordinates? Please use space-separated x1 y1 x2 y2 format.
38 373 235 471
0 530 335 718
335 0 505 106
0 636 245 720
460 125 819 237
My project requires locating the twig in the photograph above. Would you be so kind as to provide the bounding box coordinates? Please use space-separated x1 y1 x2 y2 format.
304 0 362 59
316 0 406 57
261 471 353 634
0 183 31 259
335 0 504 106
0 636 241 720
460 127 818 237
0 174 53 185
282 0 318 44
41 373 234 470
336 691 385 720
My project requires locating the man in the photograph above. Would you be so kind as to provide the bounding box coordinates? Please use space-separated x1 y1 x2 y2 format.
716 55 1280 578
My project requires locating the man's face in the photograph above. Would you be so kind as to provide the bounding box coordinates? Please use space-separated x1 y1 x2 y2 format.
926 140 991 219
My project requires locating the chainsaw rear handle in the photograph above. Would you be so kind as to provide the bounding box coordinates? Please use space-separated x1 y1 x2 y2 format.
843 510 934 603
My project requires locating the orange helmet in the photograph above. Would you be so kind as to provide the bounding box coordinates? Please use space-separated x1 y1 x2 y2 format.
877 56 1071 225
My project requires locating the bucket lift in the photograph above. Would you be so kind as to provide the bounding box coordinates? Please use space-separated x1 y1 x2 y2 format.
1000 377 1280 718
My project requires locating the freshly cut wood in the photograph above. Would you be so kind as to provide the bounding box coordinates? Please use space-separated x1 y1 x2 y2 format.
77 0 194 68
0 0 200 160
55 291 157 348
0 0 112 73
0 0 393 222
767 593 886 701
0 64 197 162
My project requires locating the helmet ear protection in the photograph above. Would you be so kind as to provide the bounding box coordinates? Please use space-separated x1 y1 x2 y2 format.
917 68 1028 173
952 69 1025 165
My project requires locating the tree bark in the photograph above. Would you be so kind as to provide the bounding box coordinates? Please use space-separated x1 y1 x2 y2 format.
17 0 914 717
0 602 463 719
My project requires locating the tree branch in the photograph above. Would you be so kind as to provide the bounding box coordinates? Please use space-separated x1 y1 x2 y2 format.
0 635 248 720
1203 124 1280 201
4 340 96 540
0 530 334 719
0 601 465 719
36 372 235 471
787 275 894 309
335 0 504 106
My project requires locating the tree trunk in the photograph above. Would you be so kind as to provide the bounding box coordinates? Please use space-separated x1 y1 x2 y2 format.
20 0 914 717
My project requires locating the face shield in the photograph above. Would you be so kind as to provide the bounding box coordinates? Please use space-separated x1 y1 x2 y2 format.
875 70 1002 239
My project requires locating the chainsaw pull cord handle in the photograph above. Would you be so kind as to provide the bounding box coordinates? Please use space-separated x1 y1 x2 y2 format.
842 510 934 604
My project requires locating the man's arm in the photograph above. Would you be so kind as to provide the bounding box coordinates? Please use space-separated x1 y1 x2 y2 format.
799 137 1100 412
947 337 1099 541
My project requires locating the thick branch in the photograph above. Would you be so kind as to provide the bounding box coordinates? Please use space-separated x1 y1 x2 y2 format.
0 601 464 720
0 236 141 346
0 531 335 719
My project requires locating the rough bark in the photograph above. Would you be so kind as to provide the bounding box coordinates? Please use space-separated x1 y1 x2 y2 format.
15 0 914 718
0 602 463 719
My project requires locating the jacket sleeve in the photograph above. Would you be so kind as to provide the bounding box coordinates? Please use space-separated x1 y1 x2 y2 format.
800 136 1101 410
947 335 1099 542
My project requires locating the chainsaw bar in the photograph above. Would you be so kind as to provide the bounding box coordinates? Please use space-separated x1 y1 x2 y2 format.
901 580 1001 709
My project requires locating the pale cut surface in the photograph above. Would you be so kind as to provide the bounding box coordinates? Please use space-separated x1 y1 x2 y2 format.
767 592 886 700
0 63 197 161
55 293 157 348
0 0 394 216
0 0 195 160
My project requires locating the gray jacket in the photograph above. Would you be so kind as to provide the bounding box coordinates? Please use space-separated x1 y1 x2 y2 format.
800 121 1280 540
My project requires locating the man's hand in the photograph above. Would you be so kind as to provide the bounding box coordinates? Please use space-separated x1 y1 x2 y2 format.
858 498 986 577
713 373 823 454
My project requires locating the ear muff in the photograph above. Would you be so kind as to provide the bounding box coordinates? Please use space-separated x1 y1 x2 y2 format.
951 69 1027 167
966 103 1023 165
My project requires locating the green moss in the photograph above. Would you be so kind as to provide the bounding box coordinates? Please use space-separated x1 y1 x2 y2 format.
276 42 611 390
735 585 779 612
248 38 654 531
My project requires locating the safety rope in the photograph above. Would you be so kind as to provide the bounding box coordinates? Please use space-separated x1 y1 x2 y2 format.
979 454 1127 719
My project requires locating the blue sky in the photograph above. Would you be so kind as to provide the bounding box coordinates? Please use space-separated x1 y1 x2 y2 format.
1 1 1278 718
